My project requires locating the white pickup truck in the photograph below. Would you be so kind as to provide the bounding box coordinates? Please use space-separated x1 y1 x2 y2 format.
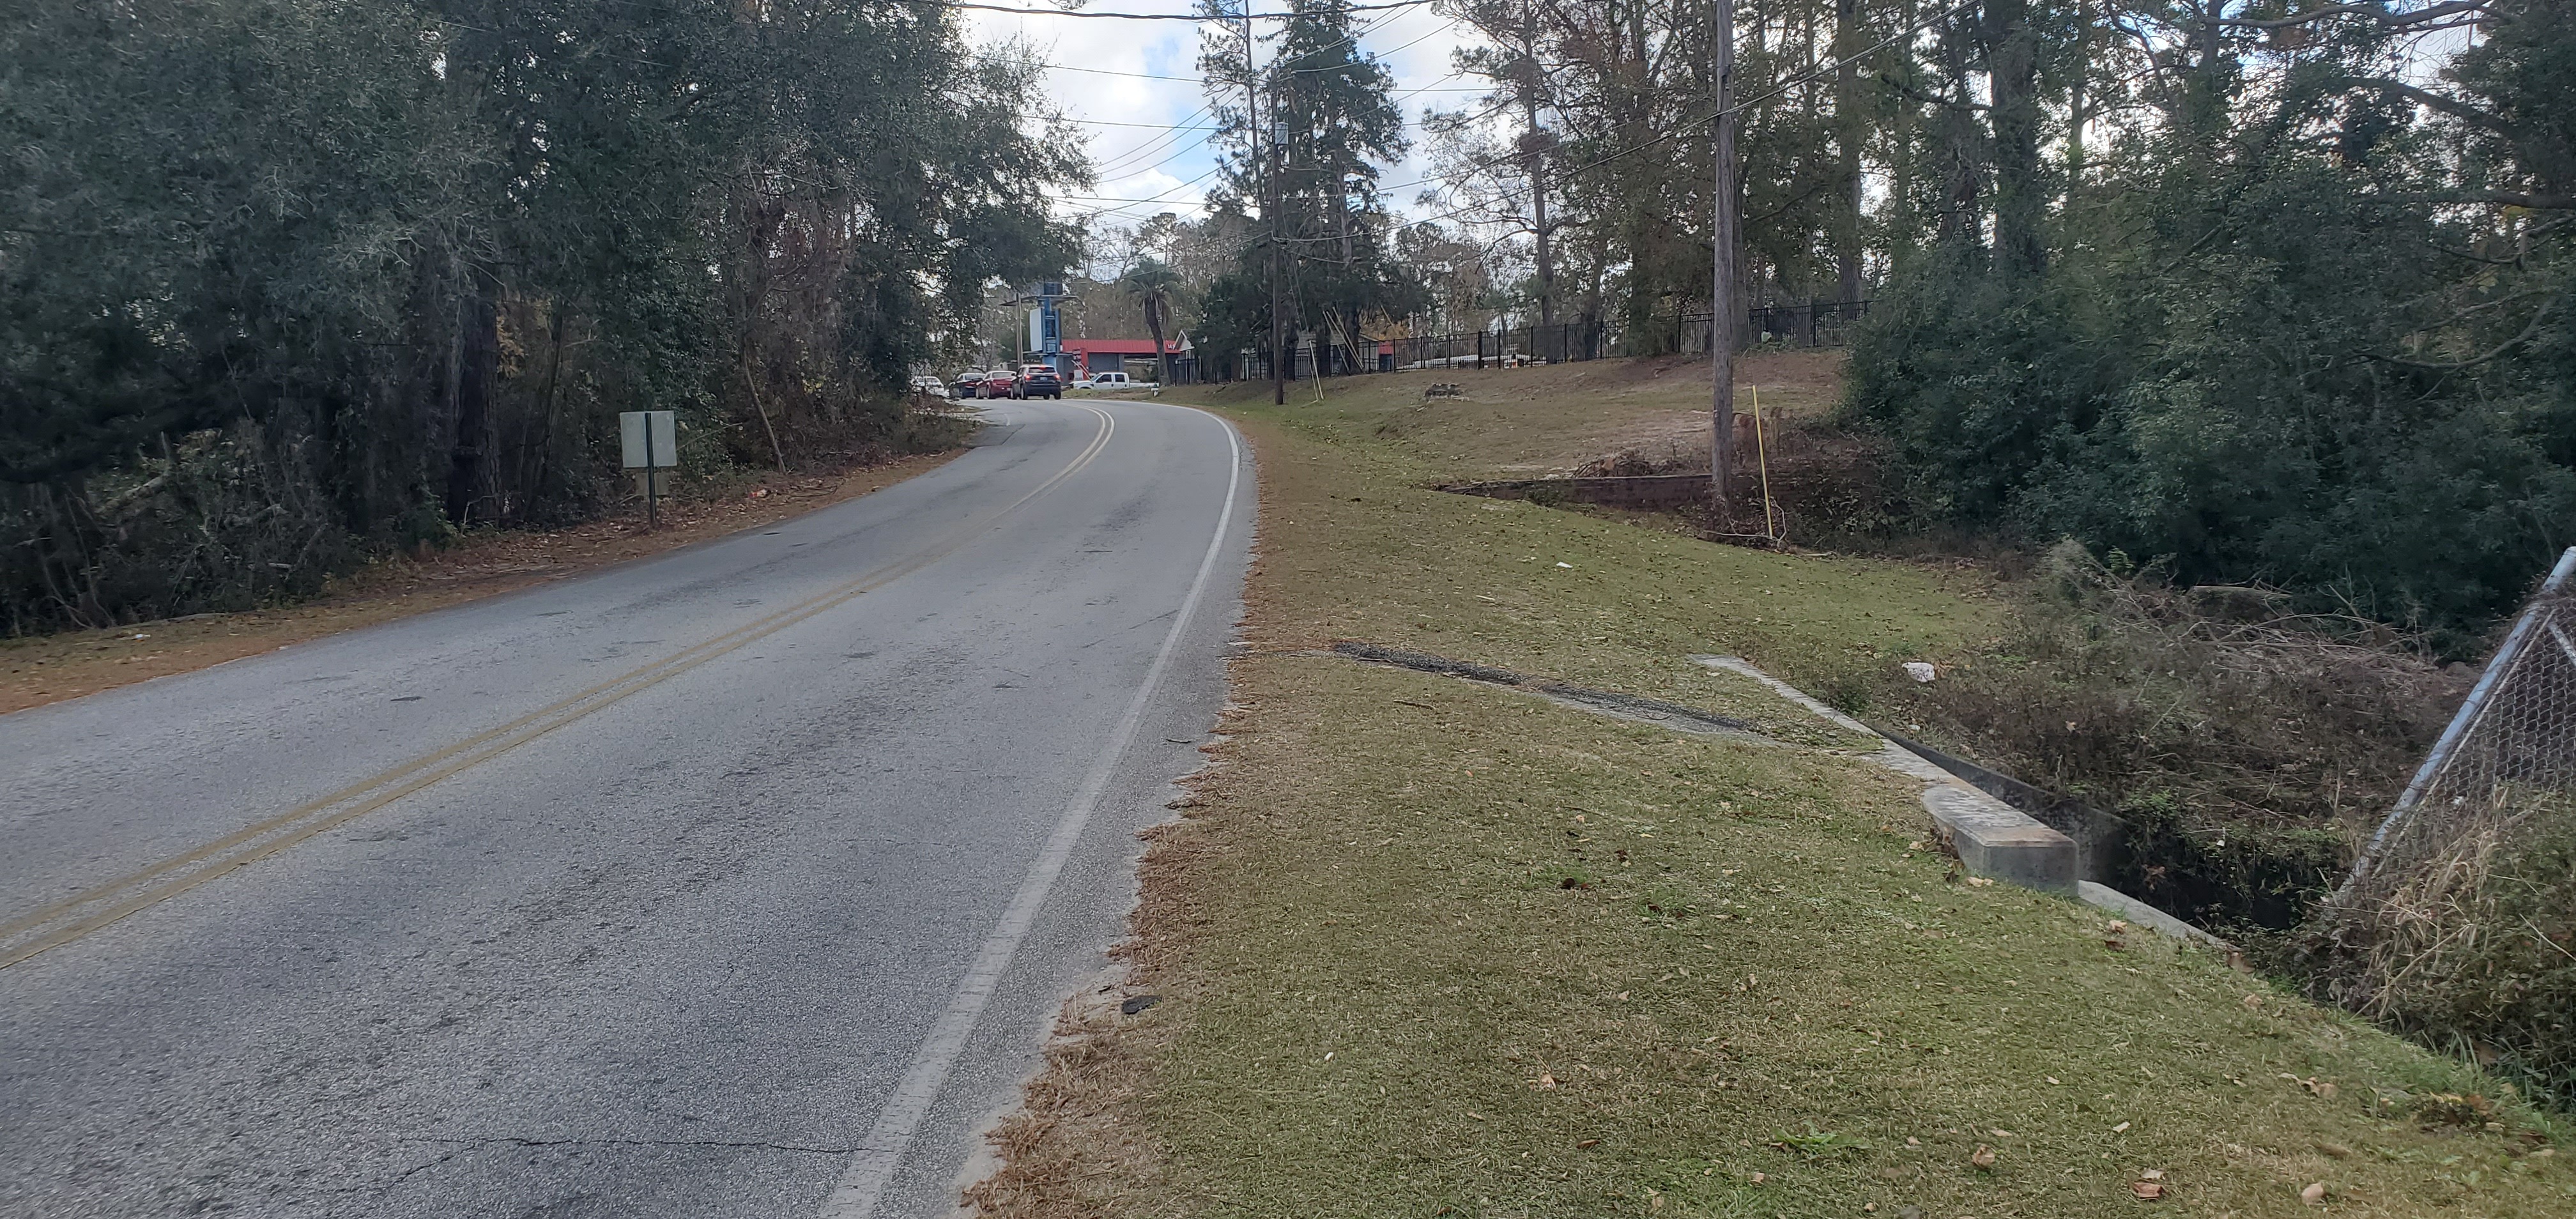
1073 371 1133 390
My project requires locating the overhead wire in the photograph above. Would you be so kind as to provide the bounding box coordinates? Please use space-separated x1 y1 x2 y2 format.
1063 1 1434 215
1074 1 1409 180
932 0 1436 19
1039 61 1485 87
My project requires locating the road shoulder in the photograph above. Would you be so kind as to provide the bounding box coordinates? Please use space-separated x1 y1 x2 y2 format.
0 450 963 717
962 397 2570 1217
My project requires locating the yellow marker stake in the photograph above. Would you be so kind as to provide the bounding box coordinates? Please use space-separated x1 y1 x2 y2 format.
1751 385 1780 540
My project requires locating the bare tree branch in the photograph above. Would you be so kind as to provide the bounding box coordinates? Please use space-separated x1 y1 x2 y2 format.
2216 0 2490 30
2364 294 2560 370
2353 77 2512 132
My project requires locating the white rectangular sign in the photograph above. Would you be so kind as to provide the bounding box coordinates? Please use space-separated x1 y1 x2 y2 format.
618 411 678 469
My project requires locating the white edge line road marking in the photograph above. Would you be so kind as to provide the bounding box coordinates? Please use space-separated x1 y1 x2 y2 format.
818 404 1245 1218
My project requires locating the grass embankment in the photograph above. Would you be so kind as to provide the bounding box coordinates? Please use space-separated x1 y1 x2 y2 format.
0 447 962 716
967 368 2571 1217
1246 349 1845 478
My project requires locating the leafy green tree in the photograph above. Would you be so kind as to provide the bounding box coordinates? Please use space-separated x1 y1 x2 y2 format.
0 0 1080 632
1850 0 2573 633
1197 0 1424 373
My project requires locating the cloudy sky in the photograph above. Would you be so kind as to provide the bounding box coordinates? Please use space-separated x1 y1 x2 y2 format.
958 1 1493 262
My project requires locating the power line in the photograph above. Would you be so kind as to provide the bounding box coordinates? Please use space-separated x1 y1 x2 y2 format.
1075 3 1421 188
1064 118 1220 130
1062 194 1221 205
1039 60 1486 87
1089 105 1218 176
1364 12 1459 59
939 0 1434 21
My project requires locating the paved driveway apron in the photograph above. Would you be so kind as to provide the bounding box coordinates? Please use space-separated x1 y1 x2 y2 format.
0 400 1252 1218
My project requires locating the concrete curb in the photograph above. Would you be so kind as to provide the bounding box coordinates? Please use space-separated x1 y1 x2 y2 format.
1691 655 2089 896
1690 655 2221 943
2078 881 2230 948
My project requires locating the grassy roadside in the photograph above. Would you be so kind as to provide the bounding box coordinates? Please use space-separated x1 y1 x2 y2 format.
1233 349 1844 478
0 447 963 716
966 372 2570 1217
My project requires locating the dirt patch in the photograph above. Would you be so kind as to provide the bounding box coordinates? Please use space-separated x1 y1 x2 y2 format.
0 449 963 716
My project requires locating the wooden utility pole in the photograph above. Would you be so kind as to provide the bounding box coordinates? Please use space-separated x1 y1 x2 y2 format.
1270 108 1288 402
1521 1 1554 329
1251 8 1286 404
1709 0 1740 525
1834 0 1864 305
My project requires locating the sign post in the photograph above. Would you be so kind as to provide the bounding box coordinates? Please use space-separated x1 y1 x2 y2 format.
619 410 678 529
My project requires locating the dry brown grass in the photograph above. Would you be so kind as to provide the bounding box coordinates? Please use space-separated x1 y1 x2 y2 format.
2312 793 2576 1105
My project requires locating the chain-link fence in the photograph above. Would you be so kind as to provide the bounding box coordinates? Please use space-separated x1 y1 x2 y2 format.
2320 547 2576 1100
2348 547 2576 891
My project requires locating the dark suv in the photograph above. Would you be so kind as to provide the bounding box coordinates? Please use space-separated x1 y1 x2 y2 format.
1013 364 1062 400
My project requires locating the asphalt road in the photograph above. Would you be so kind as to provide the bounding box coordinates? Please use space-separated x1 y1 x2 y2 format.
0 399 1252 1218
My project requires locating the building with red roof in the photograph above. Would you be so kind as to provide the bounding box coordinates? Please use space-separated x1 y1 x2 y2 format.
1055 335 1190 378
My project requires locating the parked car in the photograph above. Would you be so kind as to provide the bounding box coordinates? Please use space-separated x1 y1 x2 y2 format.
910 374 947 397
1077 371 1132 391
952 370 986 399
978 368 1018 399
1014 364 1062 400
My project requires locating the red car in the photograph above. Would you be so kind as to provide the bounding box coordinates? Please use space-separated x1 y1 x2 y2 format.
977 369 1017 399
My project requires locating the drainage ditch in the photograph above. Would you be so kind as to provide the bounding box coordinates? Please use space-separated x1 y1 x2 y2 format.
1871 725 2333 932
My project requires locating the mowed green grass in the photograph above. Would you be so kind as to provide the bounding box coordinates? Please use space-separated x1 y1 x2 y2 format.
1188 350 1841 477
967 379 2571 1218
1201 366 1993 728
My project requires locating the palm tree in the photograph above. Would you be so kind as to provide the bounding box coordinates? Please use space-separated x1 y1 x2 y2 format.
1116 258 1185 385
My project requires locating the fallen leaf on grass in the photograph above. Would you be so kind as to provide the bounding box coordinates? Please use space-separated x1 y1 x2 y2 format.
1576 1138 1601 1149
1969 1144 1997 1169
2300 1181 2327 1205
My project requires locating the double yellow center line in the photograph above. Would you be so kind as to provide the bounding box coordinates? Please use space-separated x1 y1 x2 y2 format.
0 406 1116 970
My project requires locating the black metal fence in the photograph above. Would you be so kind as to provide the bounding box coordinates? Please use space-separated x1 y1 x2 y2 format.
1678 299 1872 354
1227 300 1869 384
1378 320 1607 372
